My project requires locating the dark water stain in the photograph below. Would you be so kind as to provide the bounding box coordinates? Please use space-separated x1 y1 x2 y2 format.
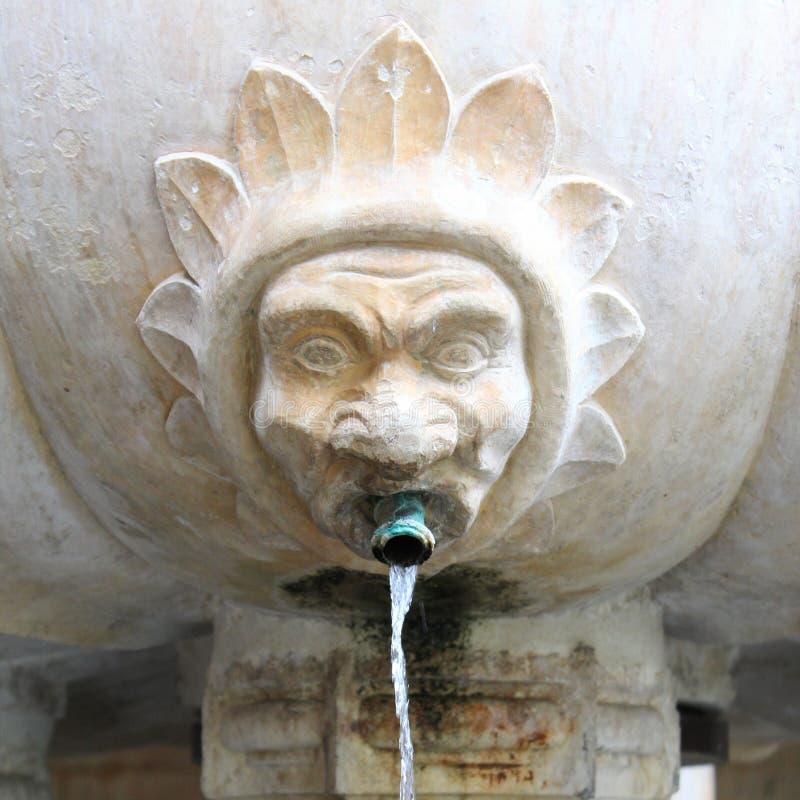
281 565 524 620
282 566 390 617
283 568 542 746
282 565 526 668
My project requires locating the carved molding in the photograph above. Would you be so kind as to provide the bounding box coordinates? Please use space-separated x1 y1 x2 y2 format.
137 22 643 571
203 596 678 799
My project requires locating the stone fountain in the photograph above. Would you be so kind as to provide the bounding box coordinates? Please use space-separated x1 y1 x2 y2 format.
0 4 798 799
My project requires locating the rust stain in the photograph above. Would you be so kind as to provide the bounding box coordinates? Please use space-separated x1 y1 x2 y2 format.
531 728 549 746
450 763 537 788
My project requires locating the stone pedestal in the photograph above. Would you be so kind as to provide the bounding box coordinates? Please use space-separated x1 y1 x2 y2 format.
203 592 678 799
0 671 63 800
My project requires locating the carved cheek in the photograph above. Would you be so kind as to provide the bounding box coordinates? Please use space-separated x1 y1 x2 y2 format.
258 354 343 435
472 398 530 475
261 418 331 498
273 393 334 440
460 366 531 468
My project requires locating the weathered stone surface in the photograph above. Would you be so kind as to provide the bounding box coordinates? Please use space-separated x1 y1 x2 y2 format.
655 301 800 643
0 327 208 647
0 1 798 790
0 2 797 642
203 592 678 799
667 639 738 710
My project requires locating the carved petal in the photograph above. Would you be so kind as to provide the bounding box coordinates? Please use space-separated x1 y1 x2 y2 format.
136 275 202 399
540 176 630 284
574 286 645 401
337 23 449 170
501 500 556 558
450 67 555 194
155 154 249 285
539 402 625 500
165 396 231 480
236 491 305 553
236 63 333 192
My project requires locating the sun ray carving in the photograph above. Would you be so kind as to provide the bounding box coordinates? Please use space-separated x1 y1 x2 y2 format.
137 21 644 563
337 24 450 169
235 63 333 192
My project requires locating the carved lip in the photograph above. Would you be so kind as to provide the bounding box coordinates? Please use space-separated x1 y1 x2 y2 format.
356 476 434 496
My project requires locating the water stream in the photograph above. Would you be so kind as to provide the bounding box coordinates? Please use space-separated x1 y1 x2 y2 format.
389 563 418 800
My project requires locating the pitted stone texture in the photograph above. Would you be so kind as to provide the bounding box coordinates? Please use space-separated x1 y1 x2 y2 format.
203 592 678 799
0 0 798 651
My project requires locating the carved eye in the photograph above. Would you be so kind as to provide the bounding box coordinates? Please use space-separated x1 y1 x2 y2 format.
428 336 489 375
292 335 352 374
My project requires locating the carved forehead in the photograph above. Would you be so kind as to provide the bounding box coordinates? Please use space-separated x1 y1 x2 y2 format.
261 247 520 312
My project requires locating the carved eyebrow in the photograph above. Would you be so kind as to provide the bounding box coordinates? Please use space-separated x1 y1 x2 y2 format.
406 296 516 350
259 291 377 350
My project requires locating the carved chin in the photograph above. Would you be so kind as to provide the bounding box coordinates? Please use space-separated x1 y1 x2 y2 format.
310 479 478 561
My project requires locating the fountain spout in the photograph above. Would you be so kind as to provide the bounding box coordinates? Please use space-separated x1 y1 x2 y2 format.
371 493 435 567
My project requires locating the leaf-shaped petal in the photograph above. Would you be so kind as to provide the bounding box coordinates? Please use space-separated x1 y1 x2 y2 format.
538 402 625 500
337 23 449 170
574 286 645 401
236 63 333 192
540 176 630 285
155 153 249 285
165 395 231 480
236 491 305 553
450 67 555 194
136 275 202 399
501 500 556 558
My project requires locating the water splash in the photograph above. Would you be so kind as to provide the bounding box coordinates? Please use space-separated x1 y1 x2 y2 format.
390 564 417 800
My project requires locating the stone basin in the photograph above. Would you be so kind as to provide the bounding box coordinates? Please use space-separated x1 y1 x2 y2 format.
0 4 798 797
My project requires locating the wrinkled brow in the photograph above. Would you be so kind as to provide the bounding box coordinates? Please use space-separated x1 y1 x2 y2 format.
259 289 377 348
406 295 517 349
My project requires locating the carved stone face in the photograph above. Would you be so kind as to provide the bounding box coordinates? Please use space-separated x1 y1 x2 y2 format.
253 247 531 558
137 21 644 587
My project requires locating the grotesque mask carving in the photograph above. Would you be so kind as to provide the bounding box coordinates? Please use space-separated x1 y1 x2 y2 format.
254 248 531 558
137 22 644 570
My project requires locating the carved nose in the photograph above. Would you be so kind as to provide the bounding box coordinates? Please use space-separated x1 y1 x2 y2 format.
330 390 458 479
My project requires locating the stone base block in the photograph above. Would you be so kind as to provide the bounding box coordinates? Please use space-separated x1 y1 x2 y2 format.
203 592 678 799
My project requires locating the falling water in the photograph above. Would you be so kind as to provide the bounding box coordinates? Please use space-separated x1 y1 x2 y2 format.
389 563 417 800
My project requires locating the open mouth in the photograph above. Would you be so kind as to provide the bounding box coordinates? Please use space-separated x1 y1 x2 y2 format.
305 455 477 563
328 487 468 562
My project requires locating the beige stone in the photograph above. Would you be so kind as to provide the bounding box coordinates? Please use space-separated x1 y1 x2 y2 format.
134 20 643 584
204 593 678 799
0 4 798 796
0 1 796 632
